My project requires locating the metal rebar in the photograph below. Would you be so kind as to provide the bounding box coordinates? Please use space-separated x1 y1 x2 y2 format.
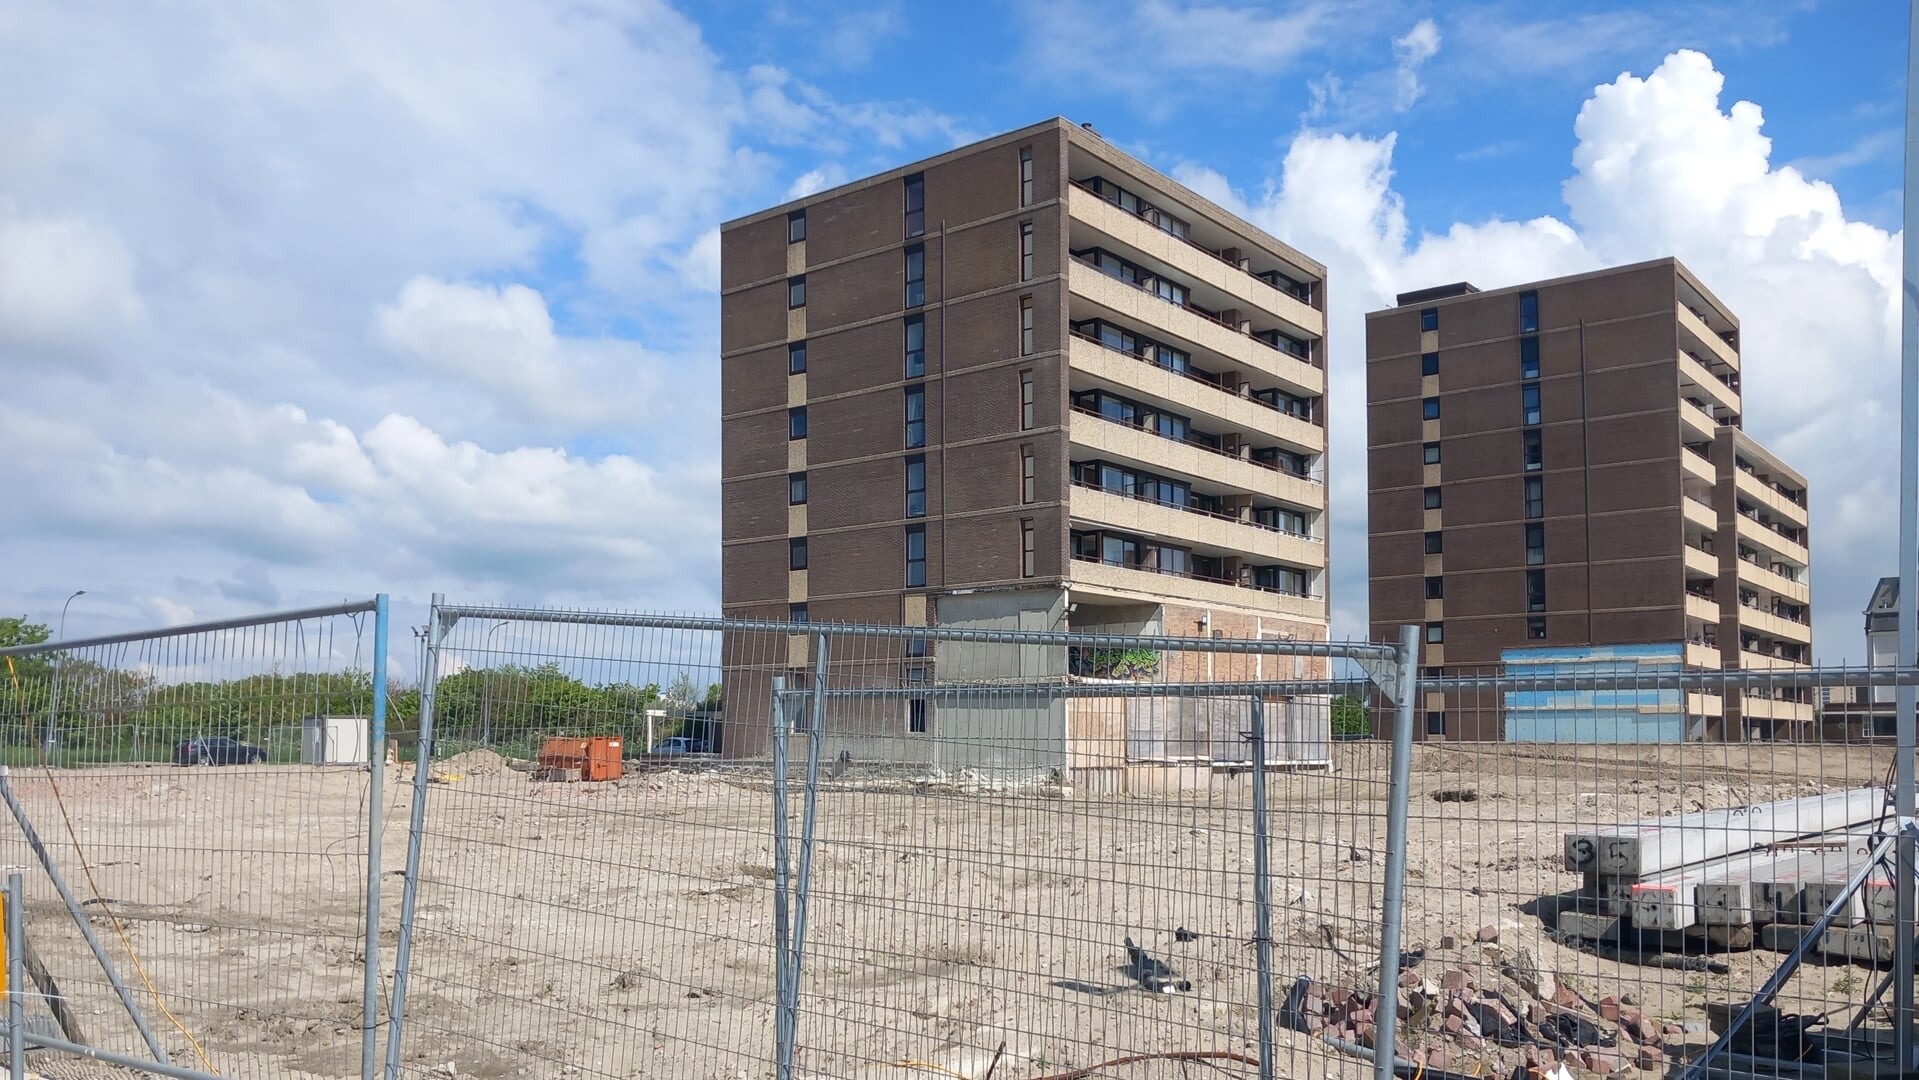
1373 625 1420 1080
383 593 445 1080
1249 697 1275 1080
0 768 167 1063
361 594 389 1080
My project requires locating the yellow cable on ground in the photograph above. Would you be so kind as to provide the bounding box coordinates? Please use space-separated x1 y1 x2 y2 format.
6 656 218 1073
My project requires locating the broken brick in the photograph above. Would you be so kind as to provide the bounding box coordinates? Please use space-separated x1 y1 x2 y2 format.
1441 969 1471 991
1476 925 1500 943
1599 996 1621 1022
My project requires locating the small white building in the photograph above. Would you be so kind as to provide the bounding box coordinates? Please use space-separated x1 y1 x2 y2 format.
301 715 370 765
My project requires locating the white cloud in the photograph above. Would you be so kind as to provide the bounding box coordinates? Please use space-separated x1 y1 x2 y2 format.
1392 19 1441 111
787 165 848 200
1185 49 1898 657
0 212 142 359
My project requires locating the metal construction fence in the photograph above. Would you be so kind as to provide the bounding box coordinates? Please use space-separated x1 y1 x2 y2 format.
0 597 1915 1080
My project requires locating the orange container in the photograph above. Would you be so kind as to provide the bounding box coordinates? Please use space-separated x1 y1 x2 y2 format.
537 737 624 781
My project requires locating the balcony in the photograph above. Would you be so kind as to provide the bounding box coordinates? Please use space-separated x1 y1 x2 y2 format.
1682 444 1716 485
1677 303 1740 371
1067 333 1323 452
1687 691 1725 716
1067 181 1323 339
1733 467 1808 528
1069 409 1324 511
1734 511 1809 569
1068 554 1324 620
1069 257 1320 388
1685 643 1723 670
1070 483 1322 567
1685 591 1720 625
1733 555 1810 606
1684 544 1719 579
1679 350 1741 415
1679 396 1722 440
1682 494 1718 531
1735 602 1812 644
1738 648 1809 671
1736 695 1815 723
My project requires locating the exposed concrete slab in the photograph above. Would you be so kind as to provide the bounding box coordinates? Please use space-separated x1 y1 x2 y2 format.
1820 924 1919 967
1556 910 1626 942
1752 849 1868 925
1563 788 1886 877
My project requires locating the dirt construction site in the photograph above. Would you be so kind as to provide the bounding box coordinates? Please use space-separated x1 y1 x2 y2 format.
0 741 1894 1080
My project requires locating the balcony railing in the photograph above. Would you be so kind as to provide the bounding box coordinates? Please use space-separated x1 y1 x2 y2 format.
1070 253 1321 367
1071 478 1322 542
1738 598 1810 626
1734 458 1808 508
1070 330 1323 426
1070 552 1319 599
1735 506 1807 547
1069 178 1317 306
1072 405 1323 485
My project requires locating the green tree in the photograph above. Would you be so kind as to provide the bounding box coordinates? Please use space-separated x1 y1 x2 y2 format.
1331 695 1372 738
702 682 723 711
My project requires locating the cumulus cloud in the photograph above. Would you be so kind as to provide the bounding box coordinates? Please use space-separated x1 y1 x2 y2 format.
0 212 142 360
1183 49 1898 657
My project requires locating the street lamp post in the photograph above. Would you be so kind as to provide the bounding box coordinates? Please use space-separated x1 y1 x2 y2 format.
480 622 508 749
43 590 86 759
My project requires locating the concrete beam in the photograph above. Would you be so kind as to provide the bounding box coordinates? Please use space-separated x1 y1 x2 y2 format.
1563 788 1886 878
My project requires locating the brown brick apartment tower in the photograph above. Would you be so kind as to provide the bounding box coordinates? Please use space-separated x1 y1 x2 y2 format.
719 119 1331 766
1365 259 1812 741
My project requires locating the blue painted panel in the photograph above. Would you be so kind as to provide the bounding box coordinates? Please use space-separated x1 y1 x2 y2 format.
1500 642 1697 743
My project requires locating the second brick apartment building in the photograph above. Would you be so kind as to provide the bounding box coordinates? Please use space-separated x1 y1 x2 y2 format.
1366 258 1813 741
719 118 1331 767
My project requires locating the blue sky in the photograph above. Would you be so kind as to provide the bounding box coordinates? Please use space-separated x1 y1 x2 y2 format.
0 0 1908 664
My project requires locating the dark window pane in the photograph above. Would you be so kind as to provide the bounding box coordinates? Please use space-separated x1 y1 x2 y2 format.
1424 487 1442 510
903 174 925 238
1424 531 1443 554
905 245 925 307
788 276 805 309
905 455 926 518
909 699 928 733
788 210 806 244
1425 576 1443 600
1519 291 1538 334
1522 428 1543 471
790 603 808 624
904 315 925 378
1422 397 1440 420
905 387 926 448
1520 336 1540 379
1420 308 1438 331
1527 569 1546 612
789 407 807 440
1423 442 1441 465
1426 711 1444 735
1528 616 1548 640
1425 622 1444 644
789 473 807 505
1421 352 1439 376
789 342 807 374
789 538 808 570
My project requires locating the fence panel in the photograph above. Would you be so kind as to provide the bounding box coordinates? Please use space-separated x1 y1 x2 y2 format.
1398 661 1916 1080
0 599 387 1080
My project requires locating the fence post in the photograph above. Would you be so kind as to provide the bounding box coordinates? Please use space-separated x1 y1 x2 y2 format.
362 594 389 1080
384 594 447 1080
770 676 794 1080
1249 697 1275 1080
7 873 22 1080
788 637 829 1061
1374 626 1420 1080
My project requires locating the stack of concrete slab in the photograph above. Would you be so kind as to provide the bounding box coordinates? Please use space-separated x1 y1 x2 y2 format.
1556 788 1908 964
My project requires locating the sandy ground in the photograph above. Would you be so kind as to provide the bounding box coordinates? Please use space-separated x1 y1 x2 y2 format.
0 740 1895 1080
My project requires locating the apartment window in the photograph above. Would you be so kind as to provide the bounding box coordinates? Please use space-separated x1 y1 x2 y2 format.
1423 442 1441 465
903 173 925 238
1424 487 1442 510
1020 296 1035 355
905 454 926 517
788 407 808 440
1020 370 1035 429
1425 576 1444 600
1425 622 1444 644
1525 523 1544 565
789 537 808 571
905 244 926 307
788 276 806 309
789 603 809 625
904 315 925 378
1528 616 1547 640
1420 308 1438 332
1424 531 1443 555
905 637 929 658
909 698 928 734
1522 428 1542 472
1527 569 1547 613
1021 445 1036 503
905 525 927 587
1524 477 1544 519
787 210 806 244
904 386 926 448
1020 221 1035 281
1518 290 1538 334
1021 519 1036 578
904 665 927 684
1422 397 1440 420
788 341 807 375
1520 336 1540 380
1421 352 1439 376
1019 147 1034 206
1426 711 1445 736
789 472 808 505
1522 382 1541 425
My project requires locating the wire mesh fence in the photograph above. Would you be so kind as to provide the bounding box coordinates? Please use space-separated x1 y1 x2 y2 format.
0 598 389 1080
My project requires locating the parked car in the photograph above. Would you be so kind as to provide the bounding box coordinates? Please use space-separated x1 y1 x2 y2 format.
649 736 712 756
174 736 266 766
